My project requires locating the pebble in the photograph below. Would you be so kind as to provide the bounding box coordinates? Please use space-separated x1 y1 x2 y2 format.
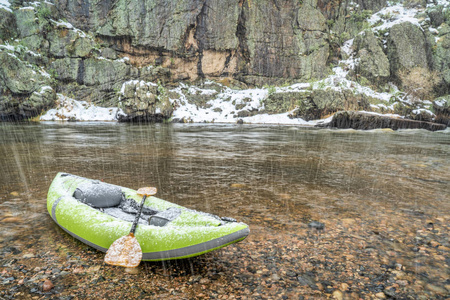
270 274 280 281
308 221 325 230
124 267 139 275
341 218 356 227
73 267 84 274
396 280 408 286
87 265 101 273
332 290 343 300
10 191 19 196
42 279 54 292
375 292 386 299
199 277 210 284
340 283 349 291
2 217 22 223
22 253 35 259
425 284 447 295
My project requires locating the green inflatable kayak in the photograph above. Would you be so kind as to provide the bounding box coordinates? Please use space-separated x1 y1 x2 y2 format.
47 173 249 261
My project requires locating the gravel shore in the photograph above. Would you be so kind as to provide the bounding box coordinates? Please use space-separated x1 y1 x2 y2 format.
1 207 449 299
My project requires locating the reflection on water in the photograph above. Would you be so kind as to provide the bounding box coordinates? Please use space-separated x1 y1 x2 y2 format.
0 123 449 296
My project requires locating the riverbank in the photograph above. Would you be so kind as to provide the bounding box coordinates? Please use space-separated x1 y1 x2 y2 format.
2 1 450 129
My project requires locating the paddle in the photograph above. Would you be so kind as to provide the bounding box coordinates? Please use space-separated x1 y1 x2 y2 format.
104 187 157 268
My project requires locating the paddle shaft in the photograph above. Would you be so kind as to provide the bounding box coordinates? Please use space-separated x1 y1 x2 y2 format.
129 195 147 235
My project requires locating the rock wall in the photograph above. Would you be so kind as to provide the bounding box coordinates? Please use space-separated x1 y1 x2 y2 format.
55 0 330 85
0 0 450 127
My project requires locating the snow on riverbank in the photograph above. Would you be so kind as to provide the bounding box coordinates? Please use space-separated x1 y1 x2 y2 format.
171 82 332 125
40 85 330 125
40 95 125 121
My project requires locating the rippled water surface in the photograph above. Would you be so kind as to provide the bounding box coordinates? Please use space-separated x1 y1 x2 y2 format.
0 122 449 298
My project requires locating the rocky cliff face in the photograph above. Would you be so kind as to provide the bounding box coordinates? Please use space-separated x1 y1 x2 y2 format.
0 0 449 128
55 0 331 85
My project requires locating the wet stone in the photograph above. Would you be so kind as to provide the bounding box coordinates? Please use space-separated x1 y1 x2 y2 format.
307 221 325 230
42 279 54 292
124 267 139 275
297 274 318 289
426 284 447 295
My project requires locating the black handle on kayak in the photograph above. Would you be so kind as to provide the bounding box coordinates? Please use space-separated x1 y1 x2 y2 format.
130 195 147 235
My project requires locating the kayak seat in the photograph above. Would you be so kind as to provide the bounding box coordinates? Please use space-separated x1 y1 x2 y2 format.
73 180 122 208
149 207 182 227
119 197 158 215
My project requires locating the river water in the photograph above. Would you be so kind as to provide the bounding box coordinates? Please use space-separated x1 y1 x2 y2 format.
0 122 449 299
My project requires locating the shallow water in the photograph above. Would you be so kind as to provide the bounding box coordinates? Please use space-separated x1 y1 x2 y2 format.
0 122 449 298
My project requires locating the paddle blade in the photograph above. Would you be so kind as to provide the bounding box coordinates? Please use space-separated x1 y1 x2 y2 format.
137 187 157 196
104 234 142 268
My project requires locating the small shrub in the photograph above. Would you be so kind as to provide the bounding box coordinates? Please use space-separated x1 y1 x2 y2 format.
398 67 441 102
37 6 52 20
264 85 276 96
349 10 373 23
403 0 425 8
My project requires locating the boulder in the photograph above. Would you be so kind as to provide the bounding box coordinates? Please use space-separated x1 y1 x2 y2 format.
48 29 94 58
0 7 18 41
0 51 56 119
427 5 446 27
81 58 137 89
0 51 48 94
312 88 346 115
101 48 117 60
263 91 311 115
432 24 450 92
14 7 40 38
50 58 139 107
327 111 446 131
387 22 430 79
20 35 48 53
118 81 173 122
433 95 450 126
354 31 390 83
18 86 56 118
50 58 81 82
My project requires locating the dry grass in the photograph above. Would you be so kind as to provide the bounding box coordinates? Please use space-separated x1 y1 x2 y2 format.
398 67 441 102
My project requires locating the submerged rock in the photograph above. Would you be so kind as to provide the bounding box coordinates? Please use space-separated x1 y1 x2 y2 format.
308 221 325 230
327 111 447 131
42 279 54 292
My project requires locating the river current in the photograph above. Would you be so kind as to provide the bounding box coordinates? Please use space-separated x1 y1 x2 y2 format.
0 122 449 298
